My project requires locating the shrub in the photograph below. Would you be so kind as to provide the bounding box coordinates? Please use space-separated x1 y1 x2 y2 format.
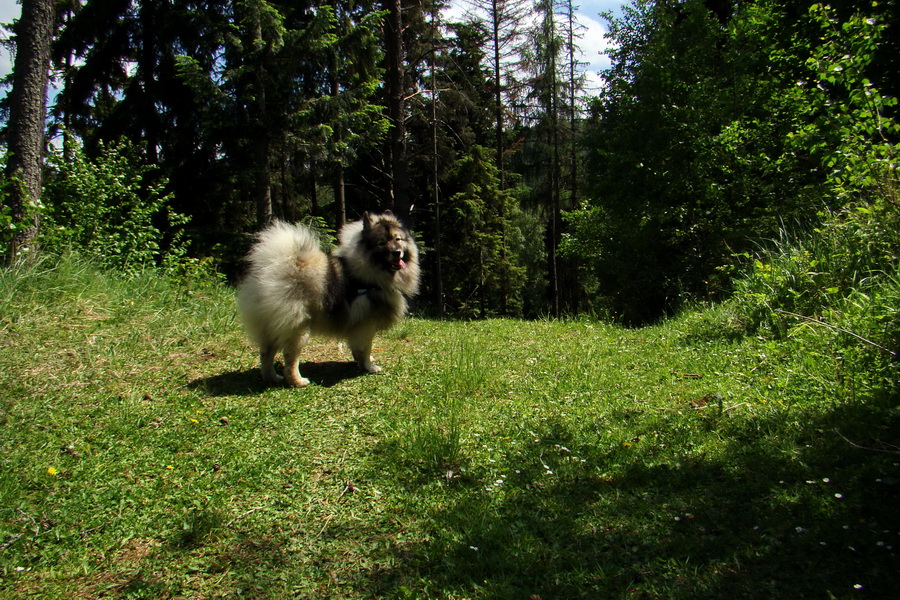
41 137 193 275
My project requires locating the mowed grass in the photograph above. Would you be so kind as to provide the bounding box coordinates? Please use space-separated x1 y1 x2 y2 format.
1 255 898 599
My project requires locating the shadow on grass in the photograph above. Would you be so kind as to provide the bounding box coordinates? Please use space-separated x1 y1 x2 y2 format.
189 361 364 395
369 392 900 599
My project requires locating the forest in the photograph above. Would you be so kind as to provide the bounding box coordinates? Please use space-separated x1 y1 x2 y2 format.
1 0 898 323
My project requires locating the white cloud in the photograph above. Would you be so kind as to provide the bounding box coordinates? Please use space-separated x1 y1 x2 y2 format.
576 11 615 94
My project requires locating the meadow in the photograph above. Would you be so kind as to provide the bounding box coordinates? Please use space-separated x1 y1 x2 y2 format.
1 255 898 599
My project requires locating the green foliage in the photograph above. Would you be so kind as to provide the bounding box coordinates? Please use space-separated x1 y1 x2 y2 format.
680 1 900 354
41 137 193 275
0 155 45 262
442 145 526 317
572 0 899 323
790 3 899 203
677 191 900 416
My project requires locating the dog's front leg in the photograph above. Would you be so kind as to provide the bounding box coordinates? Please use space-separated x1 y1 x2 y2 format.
348 328 380 373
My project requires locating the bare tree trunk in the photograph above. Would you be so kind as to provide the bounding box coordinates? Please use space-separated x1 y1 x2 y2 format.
4 0 56 261
334 163 346 226
491 0 505 192
253 115 273 228
309 165 319 217
330 19 347 228
548 7 561 318
383 0 409 219
246 5 272 228
566 1 578 208
490 0 509 314
430 7 443 318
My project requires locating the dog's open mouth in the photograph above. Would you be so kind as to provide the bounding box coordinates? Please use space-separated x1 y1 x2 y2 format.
389 257 406 271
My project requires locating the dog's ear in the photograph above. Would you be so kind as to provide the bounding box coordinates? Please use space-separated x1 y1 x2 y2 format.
362 211 373 232
382 209 394 218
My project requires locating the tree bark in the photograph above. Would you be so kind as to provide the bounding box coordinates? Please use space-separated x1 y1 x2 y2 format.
4 0 56 260
383 0 408 220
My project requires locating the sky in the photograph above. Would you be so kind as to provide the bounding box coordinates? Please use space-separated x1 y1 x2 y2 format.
0 0 18 78
445 0 624 92
0 0 624 95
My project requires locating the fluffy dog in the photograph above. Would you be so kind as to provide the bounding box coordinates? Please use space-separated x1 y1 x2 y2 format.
237 212 420 387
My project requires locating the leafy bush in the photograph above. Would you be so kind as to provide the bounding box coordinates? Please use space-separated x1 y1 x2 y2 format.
681 2 900 352
41 137 194 275
0 155 45 262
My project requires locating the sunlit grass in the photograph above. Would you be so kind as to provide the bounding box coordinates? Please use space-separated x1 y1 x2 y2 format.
1 254 898 599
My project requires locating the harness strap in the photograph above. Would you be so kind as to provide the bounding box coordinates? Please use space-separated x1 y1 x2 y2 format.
338 256 381 300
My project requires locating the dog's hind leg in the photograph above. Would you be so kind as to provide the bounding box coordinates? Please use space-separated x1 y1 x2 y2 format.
282 330 311 387
259 343 284 384
348 327 381 373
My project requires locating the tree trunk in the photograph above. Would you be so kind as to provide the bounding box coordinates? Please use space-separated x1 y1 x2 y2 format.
383 0 408 220
3 0 56 260
334 163 346 226
548 7 561 318
490 0 509 314
430 7 443 318
491 0 505 191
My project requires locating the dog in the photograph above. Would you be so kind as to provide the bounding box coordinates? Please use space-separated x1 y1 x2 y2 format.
237 211 420 387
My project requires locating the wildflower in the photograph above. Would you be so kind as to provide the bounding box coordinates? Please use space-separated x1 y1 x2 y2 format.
190 418 199 424
165 465 174 470
47 467 58 476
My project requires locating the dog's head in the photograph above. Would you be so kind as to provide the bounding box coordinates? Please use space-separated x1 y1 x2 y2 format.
361 211 416 273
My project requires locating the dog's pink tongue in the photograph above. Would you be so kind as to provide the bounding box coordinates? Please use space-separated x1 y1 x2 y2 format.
396 258 406 269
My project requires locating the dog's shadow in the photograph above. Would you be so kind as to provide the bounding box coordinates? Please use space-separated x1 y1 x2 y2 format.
189 361 365 396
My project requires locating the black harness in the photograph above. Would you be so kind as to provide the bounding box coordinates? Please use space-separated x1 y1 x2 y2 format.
337 256 381 302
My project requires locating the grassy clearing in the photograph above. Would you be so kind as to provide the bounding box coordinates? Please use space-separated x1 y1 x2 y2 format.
1 256 898 599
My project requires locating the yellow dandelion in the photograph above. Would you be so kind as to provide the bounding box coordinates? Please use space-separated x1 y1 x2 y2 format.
165 465 174 470
190 418 199 424
47 467 58 476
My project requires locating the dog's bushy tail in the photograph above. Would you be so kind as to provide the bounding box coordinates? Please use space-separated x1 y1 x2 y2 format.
246 220 321 271
238 221 328 347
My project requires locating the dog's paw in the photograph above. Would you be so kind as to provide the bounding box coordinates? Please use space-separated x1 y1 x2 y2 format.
359 362 382 374
285 375 311 387
262 372 285 384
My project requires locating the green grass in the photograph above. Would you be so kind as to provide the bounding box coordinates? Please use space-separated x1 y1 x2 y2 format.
1 255 898 599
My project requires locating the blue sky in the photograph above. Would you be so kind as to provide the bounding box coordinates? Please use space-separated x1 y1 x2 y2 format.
0 0 625 93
